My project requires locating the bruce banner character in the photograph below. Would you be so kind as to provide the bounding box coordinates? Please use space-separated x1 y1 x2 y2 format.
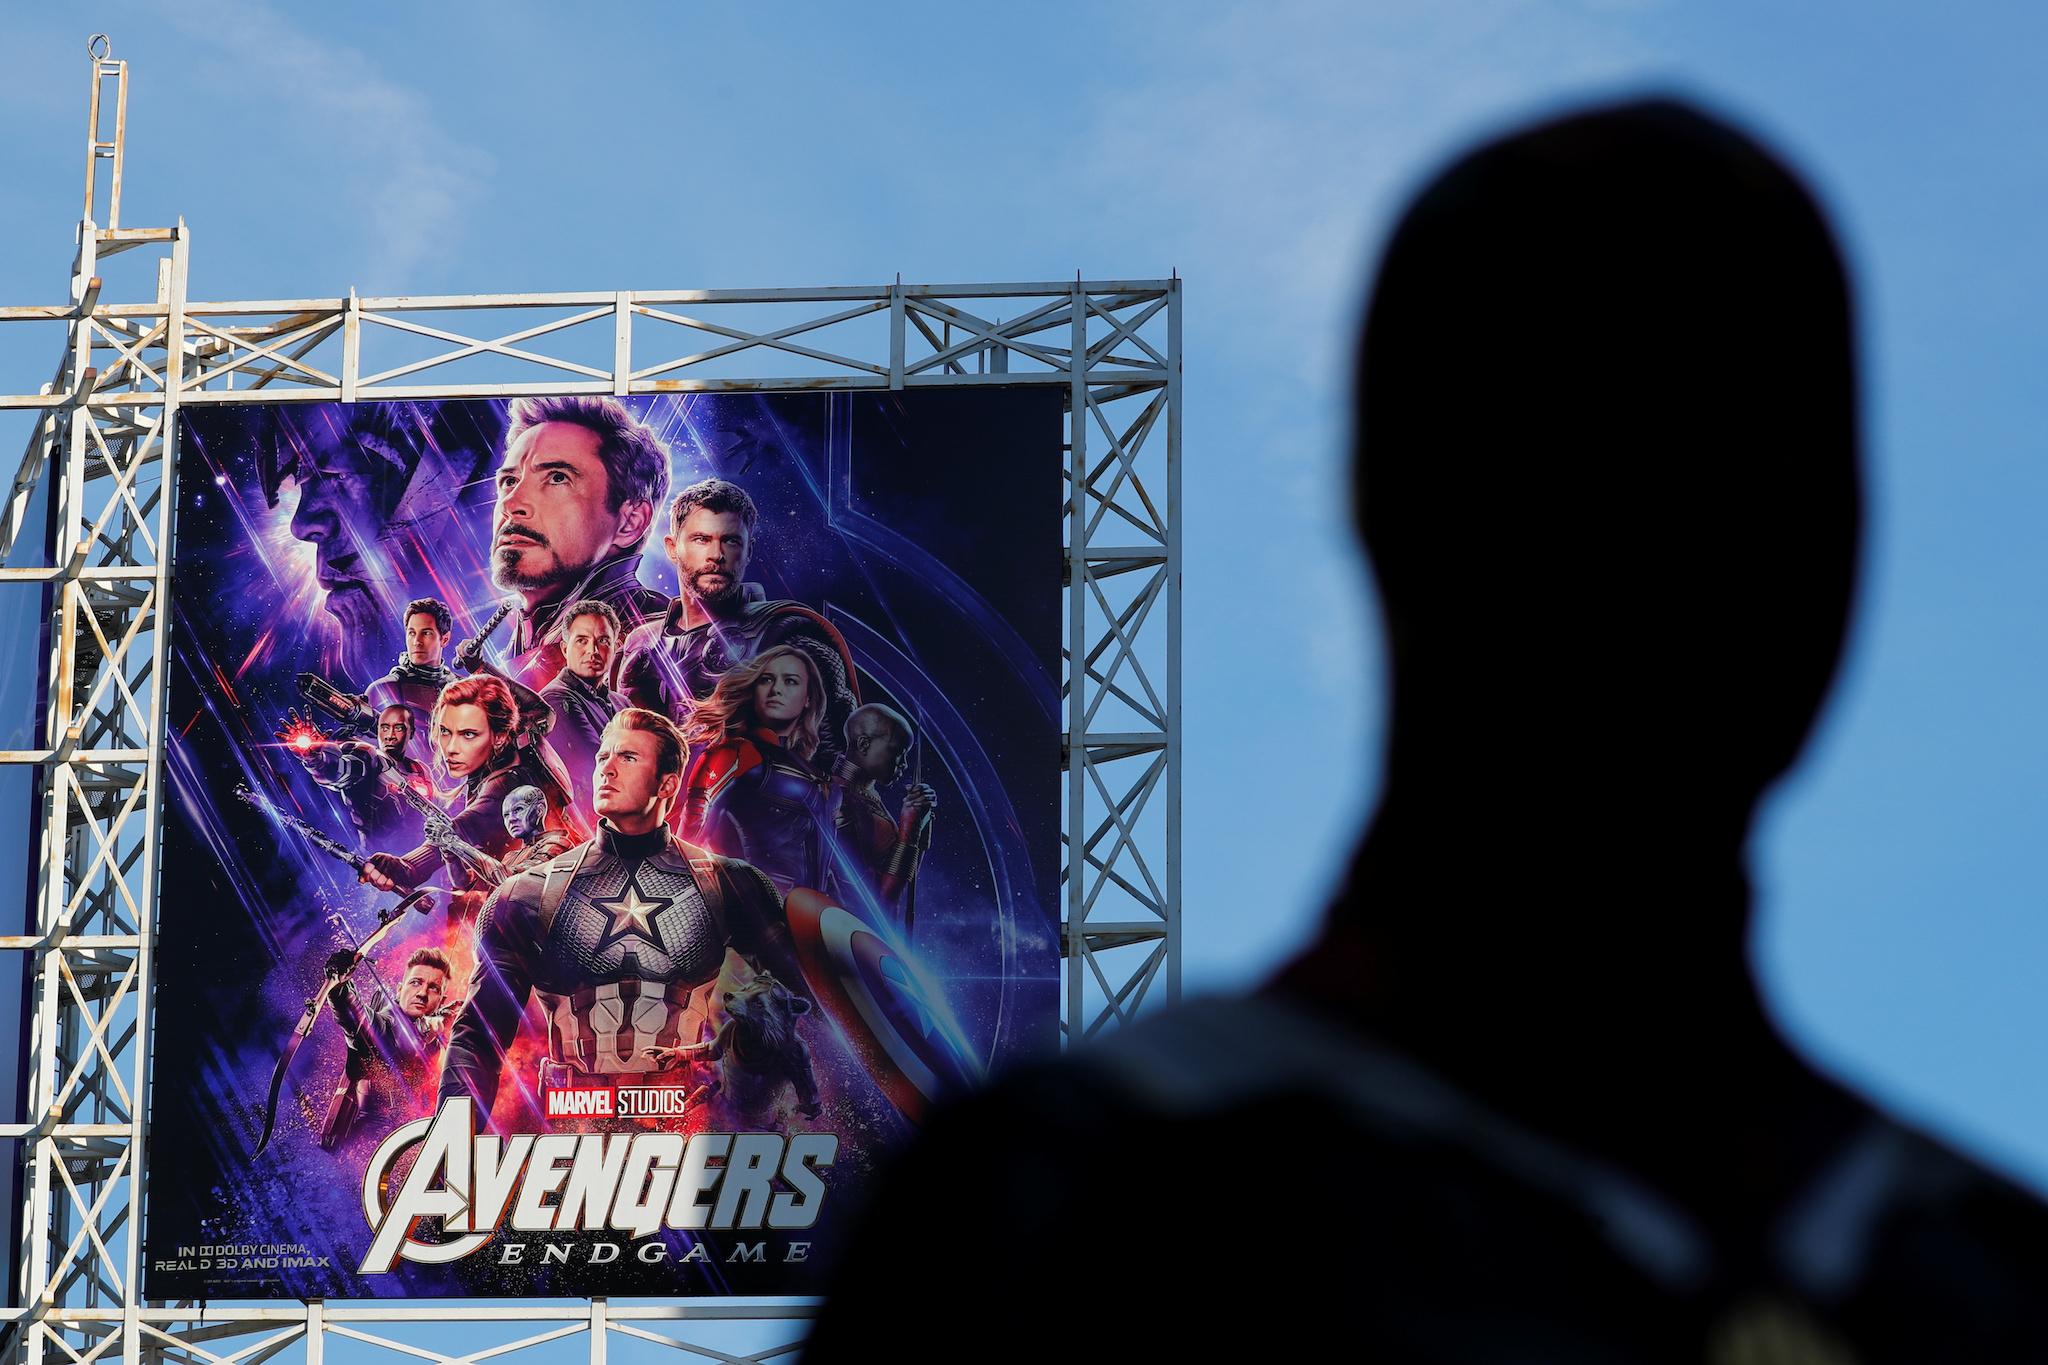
680 641 840 898
536 598 629 814
617 477 860 757
362 597 458 759
489 396 671 691
320 946 460 1149
257 402 501 688
360 674 570 905
831 703 937 932
440 708 812 1120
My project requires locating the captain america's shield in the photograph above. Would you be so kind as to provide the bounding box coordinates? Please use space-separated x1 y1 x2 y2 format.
783 888 984 1122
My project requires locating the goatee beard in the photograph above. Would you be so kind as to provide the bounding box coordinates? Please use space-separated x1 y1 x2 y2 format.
690 573 743 609
493 544 575 592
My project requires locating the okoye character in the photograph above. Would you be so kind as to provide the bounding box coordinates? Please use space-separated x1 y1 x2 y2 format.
680 641 840 897
536 598 629 814
320 946 460 1149
440 708 812 1119
831 702 937 932
489 396 670 689
617 477 860 757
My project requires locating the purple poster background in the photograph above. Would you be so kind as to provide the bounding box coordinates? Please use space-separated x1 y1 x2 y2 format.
144 390 1059 1298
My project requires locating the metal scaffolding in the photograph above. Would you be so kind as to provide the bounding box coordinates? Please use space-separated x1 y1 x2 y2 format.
0 36 1180 1365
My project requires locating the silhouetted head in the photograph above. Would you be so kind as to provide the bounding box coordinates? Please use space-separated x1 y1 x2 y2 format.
1358 99 1859 842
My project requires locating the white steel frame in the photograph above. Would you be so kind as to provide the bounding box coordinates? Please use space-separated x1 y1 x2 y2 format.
0 38 1180 1365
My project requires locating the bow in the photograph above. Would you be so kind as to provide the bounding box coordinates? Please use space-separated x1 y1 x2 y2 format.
251 888 433 1155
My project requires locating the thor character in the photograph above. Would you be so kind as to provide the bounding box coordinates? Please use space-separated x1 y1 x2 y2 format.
440 708 811 1119
617 477 859 757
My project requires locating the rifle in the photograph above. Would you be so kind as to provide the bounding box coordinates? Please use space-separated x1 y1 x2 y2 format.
381 771 507 889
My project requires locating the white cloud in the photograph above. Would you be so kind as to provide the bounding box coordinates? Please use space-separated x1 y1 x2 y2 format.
163 0 492 286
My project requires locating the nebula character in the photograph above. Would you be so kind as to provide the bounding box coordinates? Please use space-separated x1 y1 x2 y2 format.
499 783 576 876
489 396 671 690
618 477 860 757
440 709 808 1118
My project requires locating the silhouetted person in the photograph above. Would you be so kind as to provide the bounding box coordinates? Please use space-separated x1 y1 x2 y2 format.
804 99 2048 1361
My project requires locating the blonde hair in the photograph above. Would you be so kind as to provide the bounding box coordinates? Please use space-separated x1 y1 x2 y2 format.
682 644 825 759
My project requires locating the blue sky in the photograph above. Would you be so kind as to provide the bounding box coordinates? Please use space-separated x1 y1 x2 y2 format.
2 0 2046 1225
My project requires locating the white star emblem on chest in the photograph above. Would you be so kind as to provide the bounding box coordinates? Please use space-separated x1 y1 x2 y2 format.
591 874 672 954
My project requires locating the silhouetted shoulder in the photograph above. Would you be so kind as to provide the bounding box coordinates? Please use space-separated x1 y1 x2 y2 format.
807 994 2048 1364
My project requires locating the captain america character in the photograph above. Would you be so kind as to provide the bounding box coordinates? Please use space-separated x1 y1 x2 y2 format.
440 707 813 1122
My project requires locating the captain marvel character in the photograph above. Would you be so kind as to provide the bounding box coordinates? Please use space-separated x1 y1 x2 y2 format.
680 640 839 897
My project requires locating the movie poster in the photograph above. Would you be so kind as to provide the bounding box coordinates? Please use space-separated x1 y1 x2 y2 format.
144 391 1060 1298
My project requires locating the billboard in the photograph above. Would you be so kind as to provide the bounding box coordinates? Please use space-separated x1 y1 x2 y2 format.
143 390 1060 1298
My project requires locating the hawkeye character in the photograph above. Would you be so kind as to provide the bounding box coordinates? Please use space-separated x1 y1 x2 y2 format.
618 477 859 757
320 946 461 1150
440 708 812 1119
831 703 937 933
680 641 841 898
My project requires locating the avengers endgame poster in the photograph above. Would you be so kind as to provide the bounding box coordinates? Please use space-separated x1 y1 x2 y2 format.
143 391 1060 1298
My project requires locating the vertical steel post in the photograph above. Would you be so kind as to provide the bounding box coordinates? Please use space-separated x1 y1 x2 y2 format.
118 218 183 1365
612 293 631 396
1066 281 1087 1040
1164 275 1182 1002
